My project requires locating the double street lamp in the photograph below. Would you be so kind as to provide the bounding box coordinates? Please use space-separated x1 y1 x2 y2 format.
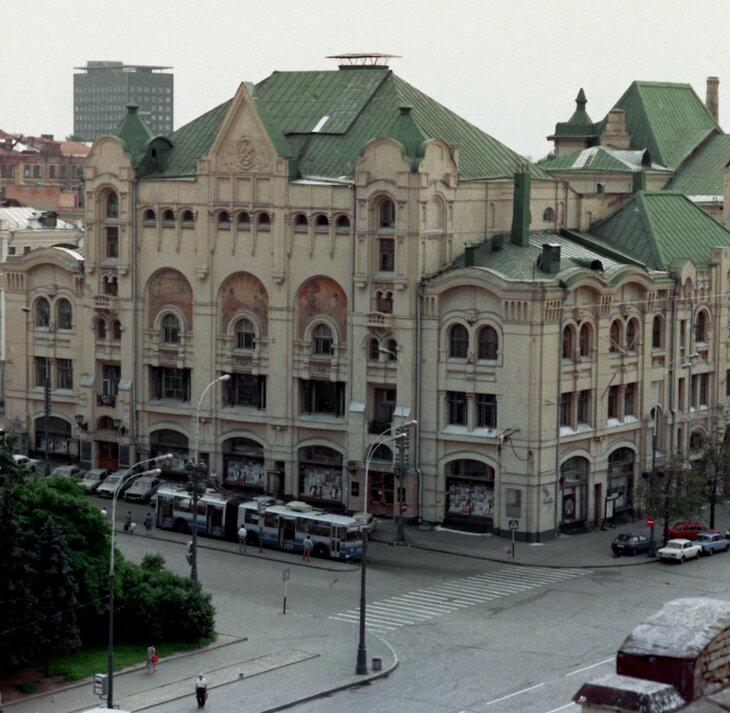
356 419 416 675
106 453 172 709
188 373 231 582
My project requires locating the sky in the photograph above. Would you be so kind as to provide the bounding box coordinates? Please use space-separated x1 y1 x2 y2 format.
4 0 730 162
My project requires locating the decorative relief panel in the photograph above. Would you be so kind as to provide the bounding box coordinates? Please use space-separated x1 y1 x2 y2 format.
222 135 272 173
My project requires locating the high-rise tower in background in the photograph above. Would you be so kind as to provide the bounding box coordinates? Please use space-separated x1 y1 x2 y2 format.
73 61 173 141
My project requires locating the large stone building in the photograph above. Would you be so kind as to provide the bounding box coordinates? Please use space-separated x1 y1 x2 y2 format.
73 60 174 141
5 57 730 540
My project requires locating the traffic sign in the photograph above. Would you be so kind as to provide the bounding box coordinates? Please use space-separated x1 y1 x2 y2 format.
508 519 520 530
401 503 408 513
646 516 656 528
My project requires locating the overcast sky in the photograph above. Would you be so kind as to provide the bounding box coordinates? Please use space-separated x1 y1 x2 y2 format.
4 0 730 161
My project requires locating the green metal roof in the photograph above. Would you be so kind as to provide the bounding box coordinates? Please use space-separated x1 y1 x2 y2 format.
539 146 670 174
588 190 730 269
142 67 551 182
550 88 598 139
597 81 720 170
667 133 730 199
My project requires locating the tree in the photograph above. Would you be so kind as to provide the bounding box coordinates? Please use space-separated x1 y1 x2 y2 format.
691 428 730 530
0 479 40 670
32 517 81 675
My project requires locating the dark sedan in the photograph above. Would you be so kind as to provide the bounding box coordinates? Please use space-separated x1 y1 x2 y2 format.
611 532 650 556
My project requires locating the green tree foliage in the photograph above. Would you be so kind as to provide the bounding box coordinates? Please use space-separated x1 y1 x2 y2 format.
691 428 730 530
32 517 81 674
0 479 40 670
115 554 215 644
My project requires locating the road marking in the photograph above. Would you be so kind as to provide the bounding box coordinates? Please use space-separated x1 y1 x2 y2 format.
329 566 592 631
565 656 614 677
485 682 545 705
543 703 578 713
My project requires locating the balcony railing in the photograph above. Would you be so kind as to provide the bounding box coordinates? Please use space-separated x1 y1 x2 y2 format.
97 393 116 407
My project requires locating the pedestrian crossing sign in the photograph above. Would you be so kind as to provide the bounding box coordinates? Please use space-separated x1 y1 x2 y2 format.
508 519 520 530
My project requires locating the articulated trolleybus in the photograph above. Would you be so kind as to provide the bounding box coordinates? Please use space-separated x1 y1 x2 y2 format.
155 486 364 560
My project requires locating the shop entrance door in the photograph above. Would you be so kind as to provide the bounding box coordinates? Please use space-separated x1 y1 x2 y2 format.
98 441 119 471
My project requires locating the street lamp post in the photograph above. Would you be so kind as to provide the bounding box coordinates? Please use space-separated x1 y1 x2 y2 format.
356 420 416 675
106 454 171 709
189 373 231 582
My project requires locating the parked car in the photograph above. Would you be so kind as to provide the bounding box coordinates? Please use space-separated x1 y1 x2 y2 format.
81 468 112 493
124 476 161 503
695 531 730 555
611 532 650 556
12 454 41 472
96 470 135 499
51 464 86 479
656 538 702 563
667 520 707 540
353 512 378 535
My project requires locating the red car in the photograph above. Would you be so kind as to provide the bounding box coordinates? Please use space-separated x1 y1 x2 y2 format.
667 520 707 540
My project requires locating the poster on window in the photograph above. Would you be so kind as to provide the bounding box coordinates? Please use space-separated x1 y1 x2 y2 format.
301 466 342 501
562 493 576 521
447 480 494 517
225 457 265 485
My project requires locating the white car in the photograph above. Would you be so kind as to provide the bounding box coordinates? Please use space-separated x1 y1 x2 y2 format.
12 454 41 472
656 538 701 563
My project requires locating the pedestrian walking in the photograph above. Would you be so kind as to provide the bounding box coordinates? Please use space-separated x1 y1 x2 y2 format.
194 674 208 708
302 534 313 561
124 511 133 532
146 644 157 673
238 524 247 554
144 512 154 535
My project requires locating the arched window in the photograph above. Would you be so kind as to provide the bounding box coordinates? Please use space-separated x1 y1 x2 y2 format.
335 215 351 234
161 314 180 344
312 324 333 355
111 320 122 341
181 210 194 227
237 212 251 230
257 213 271 231
652 315 664 349
367 338 380 360
542 207 555 222
448 324 469 359
626 318 639 351
293 213 308 232
35 297 50 328
562 325 575 359
386 339 398 360
477 326 499 360
105 191 118 219
695 310 708 343
162 209 175 226
56 299 72 330
609 320 623 353
217 211 231 229
235 318 255 350
97 319 107 340
143 208 156 226
579 323 592 357
314 215 329 232
379 199 395 229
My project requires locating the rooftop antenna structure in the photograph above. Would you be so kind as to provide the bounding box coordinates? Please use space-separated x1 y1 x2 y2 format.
327 53 401 68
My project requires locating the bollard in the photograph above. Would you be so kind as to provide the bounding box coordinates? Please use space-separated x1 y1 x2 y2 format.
371 657 382 671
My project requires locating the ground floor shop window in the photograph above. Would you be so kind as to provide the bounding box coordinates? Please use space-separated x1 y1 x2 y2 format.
444 459 495 530
299 446 343 504
369 471 394 516
223 437 265 489
608 447 634 513
560 456 588 524
34 416 72 460
150 428 189 479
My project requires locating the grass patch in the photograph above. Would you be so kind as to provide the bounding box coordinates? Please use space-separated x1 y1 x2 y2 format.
16 681 39 694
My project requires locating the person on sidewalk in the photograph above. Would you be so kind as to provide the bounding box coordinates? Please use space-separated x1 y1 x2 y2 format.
146 644 157 673
124 511 133 532
144 512 154 535
194 673 208 708
302 534 313 561
238 524 247 554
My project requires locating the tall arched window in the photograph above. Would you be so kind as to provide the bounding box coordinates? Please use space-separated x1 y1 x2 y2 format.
161 314 180 344
448 324 469 359
56 299 73 330
312 324 333 355
35 297 50 328
235 318 255 350
579 323 592 357
367 338 380 360
385 339 398 360
96 319 107 340
652 315 664 349
562 325 575 359
477 326 499 360
111 320 122 341
377 198 396 272
379 199 395 229
105 191 118 219
626 318 639 352
609 320 623 353
695 310 708 343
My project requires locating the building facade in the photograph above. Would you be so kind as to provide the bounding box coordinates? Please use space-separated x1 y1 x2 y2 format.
73 61 173 141
5 59 730 540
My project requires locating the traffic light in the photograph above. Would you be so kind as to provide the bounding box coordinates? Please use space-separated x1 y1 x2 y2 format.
93 673 108 696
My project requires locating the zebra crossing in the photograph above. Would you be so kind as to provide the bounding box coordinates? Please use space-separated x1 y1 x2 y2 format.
329 566 591 632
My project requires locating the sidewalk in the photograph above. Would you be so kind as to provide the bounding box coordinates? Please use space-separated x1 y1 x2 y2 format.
5 509 727 712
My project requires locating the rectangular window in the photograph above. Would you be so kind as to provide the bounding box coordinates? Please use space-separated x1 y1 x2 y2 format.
151 367 191 401
577 389 590 425
476 393 497 428
678 377 686 412
301 380 345 416
34 357 50 388
374 388 396 424
227 374 266 409
698 373 709 407
49 165 56 178
56 358 73 389
24 165 31 178
560 392 571 427
60 165 67 178
608 385 619 419
624 383 636 417
378 237 395 272
33 165 40 178
679 320 687 349
447 391 467 425
106 226 119 258
726 370 730 398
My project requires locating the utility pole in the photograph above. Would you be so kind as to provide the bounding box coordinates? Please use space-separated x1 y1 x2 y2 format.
395 424 409 543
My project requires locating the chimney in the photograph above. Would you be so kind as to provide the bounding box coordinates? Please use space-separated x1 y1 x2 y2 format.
706 76 720 123
510 166 531 248
537 243 561 274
